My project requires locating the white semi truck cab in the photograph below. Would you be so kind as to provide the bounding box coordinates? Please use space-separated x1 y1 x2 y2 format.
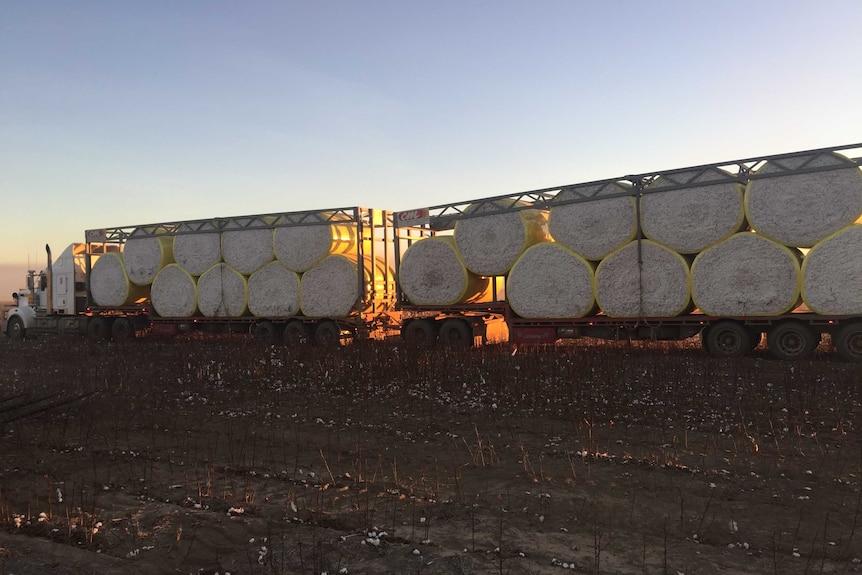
2 244 90 339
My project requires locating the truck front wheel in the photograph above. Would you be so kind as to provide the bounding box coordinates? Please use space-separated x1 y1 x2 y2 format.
6 316 25 340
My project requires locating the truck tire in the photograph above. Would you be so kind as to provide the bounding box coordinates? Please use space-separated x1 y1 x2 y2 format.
283 321 311 346
254 321 279 343
87 318 109 341
111 318 135 341
6 316 25 340
767 321 818 360
403 319 437 347
438 318 473 349
834 322 862 363
703 320 750 357
314 321 344 347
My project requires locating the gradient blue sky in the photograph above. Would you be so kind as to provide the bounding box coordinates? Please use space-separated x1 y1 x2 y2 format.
2 0 861 296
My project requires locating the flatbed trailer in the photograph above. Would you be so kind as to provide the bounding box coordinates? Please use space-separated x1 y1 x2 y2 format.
393 142 862 361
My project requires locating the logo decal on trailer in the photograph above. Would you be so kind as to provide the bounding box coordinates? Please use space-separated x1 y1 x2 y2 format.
396 209 430 226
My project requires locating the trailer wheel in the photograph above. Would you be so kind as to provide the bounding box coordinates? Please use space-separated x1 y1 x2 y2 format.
438 318 473 349
834 322 862 363
254 321 279 343
283 321 311 346
767 321 817 360
87 318 110 341
403 319 437 347
111 318 135 341
702 320 750 357
6 316 25 340
314 321 344 347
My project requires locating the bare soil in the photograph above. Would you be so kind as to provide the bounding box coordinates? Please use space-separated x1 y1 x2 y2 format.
1 336 862 574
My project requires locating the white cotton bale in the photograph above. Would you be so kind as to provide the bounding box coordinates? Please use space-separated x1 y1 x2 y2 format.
691 232 802 316
221 229 275 275
454 201 549 276
196 263 249 317
173 229 222 276
507 242 596 318
123 236 175 286
549 183 637 261
90 252 148 307
802 224 862 315
150 264 198 318
274 223 358 273
745 152 862 247
595 240 692 318
398 236 492 306
298 254 360 318
641 168 747 253
248 261 301 318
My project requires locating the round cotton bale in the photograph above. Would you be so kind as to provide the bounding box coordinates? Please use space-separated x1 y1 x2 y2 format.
549 183 637 261
197 263 249 317
595 240 692 318
641 168 747 253
90 252 147 307
173 229 222 276
248 261 301 318
274 222 358 272
150 264 197 318
802 224 862 315
507 242 596 318
221 229 275 275
745 152 862 247
454 201 549 276
691 232 802 316
297 255 356 318
399 236 492 306
123 236 175 286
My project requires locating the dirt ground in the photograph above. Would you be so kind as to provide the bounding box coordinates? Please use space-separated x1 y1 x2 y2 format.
1 335 862 574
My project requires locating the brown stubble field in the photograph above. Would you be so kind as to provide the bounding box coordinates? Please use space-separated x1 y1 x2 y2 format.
1 335 862 574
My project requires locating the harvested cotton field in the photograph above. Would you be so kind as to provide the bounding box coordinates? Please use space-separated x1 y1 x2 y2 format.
247 261 301 318
299 255 362 318
196 263 249 318
274 222 357 273
454 201 549 276
641 168 747 253
150 264 197 318
691 232 802 316
745 152 862 247
802 224 862 315
549 182 637 260
595 240 692 317
221 229 275 275
90 252 147 307
507 242 595 318
122 236 174 286
398 236 491 306
172 229 222 276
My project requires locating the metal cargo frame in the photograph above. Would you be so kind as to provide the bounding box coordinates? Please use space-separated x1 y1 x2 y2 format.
83 206 399 338
393 142 862 340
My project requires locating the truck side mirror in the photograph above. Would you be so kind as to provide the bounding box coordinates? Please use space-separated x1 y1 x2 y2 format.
39 273 48 291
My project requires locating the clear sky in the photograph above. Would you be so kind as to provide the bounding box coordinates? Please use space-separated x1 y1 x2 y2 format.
2 0 861 298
